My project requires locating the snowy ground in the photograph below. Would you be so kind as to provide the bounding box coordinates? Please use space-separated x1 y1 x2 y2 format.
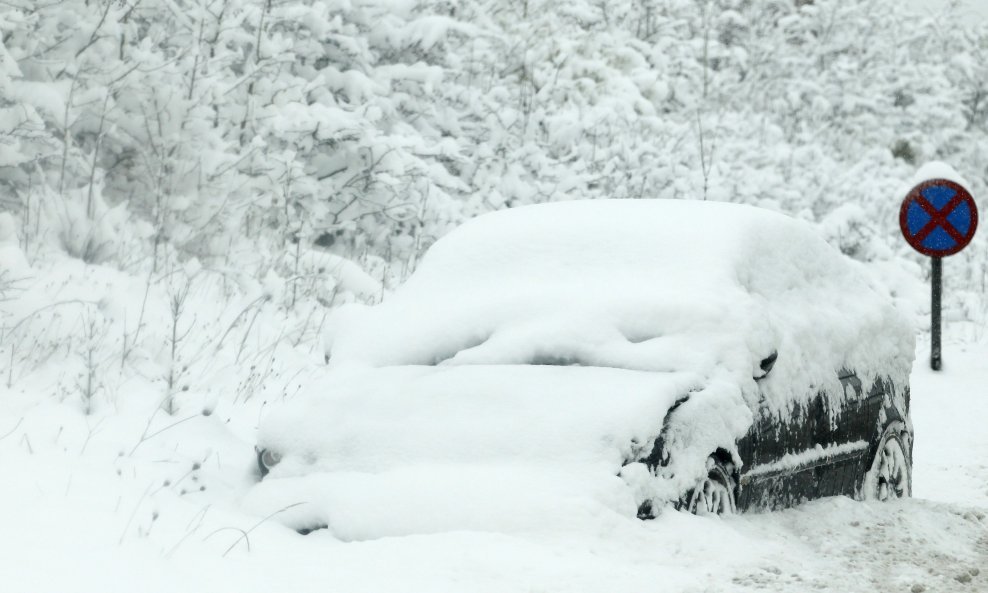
1 331 987 592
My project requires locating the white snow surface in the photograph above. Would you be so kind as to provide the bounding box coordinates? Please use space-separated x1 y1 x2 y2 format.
909 161 972 189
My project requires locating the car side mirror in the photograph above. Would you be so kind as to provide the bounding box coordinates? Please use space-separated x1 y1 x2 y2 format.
755 351 778 381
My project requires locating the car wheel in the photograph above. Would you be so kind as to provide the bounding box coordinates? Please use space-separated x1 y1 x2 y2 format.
865 421 911 501
685 456 737 516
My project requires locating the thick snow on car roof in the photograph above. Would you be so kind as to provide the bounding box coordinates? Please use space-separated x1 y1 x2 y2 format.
328 199 913 408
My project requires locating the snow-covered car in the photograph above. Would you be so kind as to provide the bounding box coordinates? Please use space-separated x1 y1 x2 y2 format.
248 199 914 538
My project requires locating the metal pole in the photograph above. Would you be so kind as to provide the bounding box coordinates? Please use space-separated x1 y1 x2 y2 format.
931 256 942 371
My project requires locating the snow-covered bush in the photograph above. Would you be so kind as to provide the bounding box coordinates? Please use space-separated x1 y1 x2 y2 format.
0 0 984 278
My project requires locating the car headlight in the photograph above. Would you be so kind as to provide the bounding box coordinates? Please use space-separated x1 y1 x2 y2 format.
255 447 282 477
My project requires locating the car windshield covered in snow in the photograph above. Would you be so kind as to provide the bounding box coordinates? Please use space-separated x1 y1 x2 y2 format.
249 200 915 540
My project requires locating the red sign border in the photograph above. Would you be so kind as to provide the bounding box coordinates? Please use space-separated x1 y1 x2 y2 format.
899 178 978 257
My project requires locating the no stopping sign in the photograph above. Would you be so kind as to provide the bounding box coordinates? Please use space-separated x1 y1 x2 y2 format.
899 178 978 257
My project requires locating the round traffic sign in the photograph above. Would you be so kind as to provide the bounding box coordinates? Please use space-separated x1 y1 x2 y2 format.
899 178 978 257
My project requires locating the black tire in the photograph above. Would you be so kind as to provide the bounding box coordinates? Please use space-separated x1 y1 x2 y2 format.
683 456 738 516
864 420 912 501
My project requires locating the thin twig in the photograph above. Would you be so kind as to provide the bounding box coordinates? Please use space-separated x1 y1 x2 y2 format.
0 417 23 441
3 299 97 338
166 504 212 558
214 295 269 352
217 502 307 557
129 414 198 456
118 484 152 545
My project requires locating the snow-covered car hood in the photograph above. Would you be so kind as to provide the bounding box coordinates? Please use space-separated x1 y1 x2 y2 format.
247 364 752 540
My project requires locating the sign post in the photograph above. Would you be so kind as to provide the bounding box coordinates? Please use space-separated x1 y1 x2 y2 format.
899 177 978 371
931 256 942 370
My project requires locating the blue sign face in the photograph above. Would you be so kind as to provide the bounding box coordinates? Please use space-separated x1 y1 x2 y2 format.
899 179 978 257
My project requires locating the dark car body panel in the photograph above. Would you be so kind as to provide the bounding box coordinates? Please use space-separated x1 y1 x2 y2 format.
640 372 911 514
733 373 908 511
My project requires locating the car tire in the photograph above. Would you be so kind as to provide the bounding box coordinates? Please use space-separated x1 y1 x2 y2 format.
684 456 738 516
864 420 912 501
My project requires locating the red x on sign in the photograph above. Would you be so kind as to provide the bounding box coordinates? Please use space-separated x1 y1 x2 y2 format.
899 179 978 257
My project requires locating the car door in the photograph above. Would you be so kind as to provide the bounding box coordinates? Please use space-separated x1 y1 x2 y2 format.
808 373 879 500
737 375 868 511
736 394 817 510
